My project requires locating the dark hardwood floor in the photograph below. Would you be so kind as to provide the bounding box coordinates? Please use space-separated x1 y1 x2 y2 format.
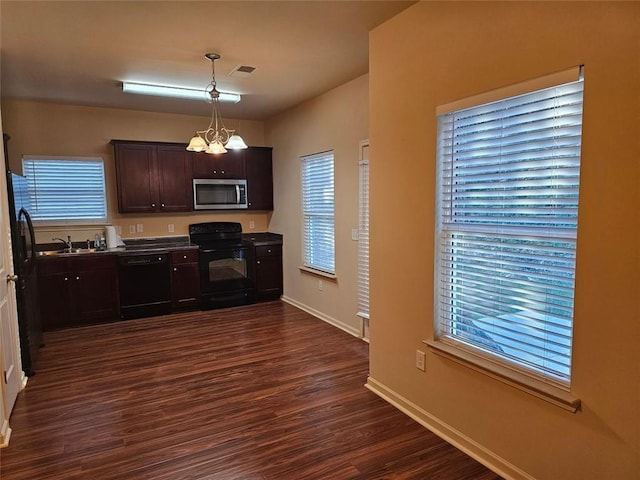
1 301 501 479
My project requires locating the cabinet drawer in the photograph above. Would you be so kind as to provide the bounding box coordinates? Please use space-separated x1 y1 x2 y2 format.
171 249 199 264
255 245 281 257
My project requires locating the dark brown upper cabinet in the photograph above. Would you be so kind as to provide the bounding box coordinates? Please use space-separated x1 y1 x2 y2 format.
112 140 193 213
191 149 246 179
245 147 273 211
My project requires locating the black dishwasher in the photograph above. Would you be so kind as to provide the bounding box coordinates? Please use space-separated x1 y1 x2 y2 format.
118 253 171 319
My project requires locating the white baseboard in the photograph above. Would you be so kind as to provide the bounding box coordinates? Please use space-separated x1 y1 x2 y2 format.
365 376 535 480
280 295 361 338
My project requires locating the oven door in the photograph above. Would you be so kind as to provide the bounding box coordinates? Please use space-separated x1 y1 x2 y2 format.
199 245 255 309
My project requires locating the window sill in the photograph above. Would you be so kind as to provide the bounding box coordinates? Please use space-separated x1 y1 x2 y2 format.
298 265 336 280
425 339 581 413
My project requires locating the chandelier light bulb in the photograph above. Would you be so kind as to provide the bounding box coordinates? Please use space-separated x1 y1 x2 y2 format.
187 135 208 152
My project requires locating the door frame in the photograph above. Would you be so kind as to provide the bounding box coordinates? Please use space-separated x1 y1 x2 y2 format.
0 129 25 447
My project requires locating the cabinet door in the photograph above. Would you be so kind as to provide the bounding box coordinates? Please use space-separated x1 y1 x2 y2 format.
70 256 119 324
254 245 282 300
245 147 273 210
37 273 71 330
171 263 200 310
37 258 71 330
73 269 119 323
222 150 246 178
191 150 245 179
157 146 193 212
170 251 200 309
115 143 158 213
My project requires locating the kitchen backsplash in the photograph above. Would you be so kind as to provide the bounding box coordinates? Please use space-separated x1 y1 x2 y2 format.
32 212 271 244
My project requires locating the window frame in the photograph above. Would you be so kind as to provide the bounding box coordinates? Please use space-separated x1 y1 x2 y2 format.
300 150 336 277
21 155 108 226
357 141 370 320
427 67 584 412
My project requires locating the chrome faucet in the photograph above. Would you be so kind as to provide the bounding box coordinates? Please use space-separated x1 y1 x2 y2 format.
52 235 72 250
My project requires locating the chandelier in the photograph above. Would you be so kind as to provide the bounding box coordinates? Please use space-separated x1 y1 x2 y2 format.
187 53 248 154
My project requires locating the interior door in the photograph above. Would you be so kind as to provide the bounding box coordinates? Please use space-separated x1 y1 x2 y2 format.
0 130 23 445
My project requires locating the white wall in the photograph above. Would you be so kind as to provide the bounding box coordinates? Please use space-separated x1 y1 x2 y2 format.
368 2 639 479
266 74 368 336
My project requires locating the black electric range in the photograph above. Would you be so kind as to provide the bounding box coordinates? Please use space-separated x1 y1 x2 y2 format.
189 222 255 310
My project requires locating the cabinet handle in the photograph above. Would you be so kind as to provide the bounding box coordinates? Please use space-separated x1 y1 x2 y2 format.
183 255 187 259
151 203 156 208
64 277 68 281
76 276 80 280
161 203 165 208
267 249 271 253
221 170 225 174
213 170 217 174
257 260 261 265
173 267 177 272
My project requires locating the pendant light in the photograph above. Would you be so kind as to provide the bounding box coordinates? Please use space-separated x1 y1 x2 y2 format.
187 53 248 154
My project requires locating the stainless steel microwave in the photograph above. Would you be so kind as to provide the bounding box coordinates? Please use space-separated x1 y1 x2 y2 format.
193 179 248 210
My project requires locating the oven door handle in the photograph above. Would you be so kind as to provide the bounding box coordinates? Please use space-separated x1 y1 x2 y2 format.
236 185 241 205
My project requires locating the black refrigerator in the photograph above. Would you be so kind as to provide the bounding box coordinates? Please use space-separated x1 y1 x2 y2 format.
4 134 42 376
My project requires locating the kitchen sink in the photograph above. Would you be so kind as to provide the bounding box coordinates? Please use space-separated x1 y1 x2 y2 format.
64 248 98 254
36 249 65 256
36 248 98 256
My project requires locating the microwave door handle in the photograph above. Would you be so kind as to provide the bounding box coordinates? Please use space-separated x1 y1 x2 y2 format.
236 185 240 204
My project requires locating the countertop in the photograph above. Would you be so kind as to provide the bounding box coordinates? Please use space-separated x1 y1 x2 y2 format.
36 233 283 258
242 232 283 246
36 236 197 258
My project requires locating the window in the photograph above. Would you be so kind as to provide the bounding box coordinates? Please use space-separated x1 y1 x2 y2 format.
357 143 370 319
22 156 107 224
301 151 335 275
433 68 584 389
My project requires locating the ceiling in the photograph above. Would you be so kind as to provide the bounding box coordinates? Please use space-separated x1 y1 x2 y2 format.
0 0 415 121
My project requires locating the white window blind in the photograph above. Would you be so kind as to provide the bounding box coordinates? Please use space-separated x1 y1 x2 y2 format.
357 157 370 319
302 151 335 274
434 73 584 386
22 156 107 224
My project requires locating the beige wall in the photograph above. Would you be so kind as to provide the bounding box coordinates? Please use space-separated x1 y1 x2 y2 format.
368 2 639 480
265 74 368 336
1 99 270 243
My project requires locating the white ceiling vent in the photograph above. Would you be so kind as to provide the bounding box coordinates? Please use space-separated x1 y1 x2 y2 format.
229 65 256 78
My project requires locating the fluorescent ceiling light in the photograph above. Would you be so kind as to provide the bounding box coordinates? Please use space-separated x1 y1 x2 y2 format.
122 81 241 103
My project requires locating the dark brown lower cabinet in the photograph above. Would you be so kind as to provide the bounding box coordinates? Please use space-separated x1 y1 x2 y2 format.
37 255 119 330
253 244 283 301
171 249 200 310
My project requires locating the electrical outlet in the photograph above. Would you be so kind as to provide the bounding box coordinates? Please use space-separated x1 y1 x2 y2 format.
416 350 426 371
136 223 143 233
116 225 122 235
351 228 359 241
249 220 255 230
129 225 136 234
318 279 323 291
168 224 175 233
